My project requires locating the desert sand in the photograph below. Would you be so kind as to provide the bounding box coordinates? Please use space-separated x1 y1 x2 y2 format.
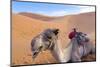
12 12 96 66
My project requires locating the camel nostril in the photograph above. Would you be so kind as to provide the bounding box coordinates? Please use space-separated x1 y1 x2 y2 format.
33 52 37 55
32 51 39 59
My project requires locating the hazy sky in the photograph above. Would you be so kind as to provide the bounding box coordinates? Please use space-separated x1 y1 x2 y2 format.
12 1 95 16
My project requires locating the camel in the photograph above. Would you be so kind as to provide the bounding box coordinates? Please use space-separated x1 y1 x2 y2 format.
49 32 95 62
31 29 95 63
31 29 59 59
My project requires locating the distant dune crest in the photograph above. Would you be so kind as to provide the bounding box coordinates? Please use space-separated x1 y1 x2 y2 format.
18 12 57 21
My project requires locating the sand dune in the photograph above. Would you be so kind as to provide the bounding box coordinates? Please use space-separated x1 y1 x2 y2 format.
67 12 95 33
19 12 57 21
12 12 96 65
12 13 69 65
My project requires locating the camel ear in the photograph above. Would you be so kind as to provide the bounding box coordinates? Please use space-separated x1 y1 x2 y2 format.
53 29 59 35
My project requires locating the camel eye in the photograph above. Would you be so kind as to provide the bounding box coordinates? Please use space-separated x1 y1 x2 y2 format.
47 36 52 39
